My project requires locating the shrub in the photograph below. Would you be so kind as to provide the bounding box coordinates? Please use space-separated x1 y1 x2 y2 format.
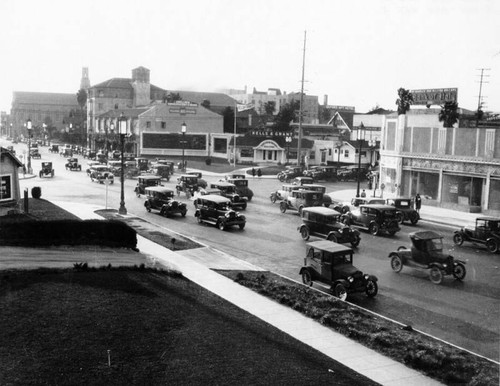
31 186 42 199
205 158 212 165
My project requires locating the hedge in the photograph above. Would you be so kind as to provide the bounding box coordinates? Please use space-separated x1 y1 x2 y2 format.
0 219 138 250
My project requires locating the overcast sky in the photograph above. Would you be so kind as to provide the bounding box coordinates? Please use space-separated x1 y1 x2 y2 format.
1 0 499 114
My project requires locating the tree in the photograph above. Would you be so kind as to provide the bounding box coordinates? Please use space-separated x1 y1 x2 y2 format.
395 88 413 115
264 101 276 115
162 92 182 103
273 100 300 131
222 106 235 133
201 99 211 109
438 101 460 128
319 106 332 123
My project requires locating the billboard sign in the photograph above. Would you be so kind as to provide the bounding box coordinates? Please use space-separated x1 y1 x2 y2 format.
410 88 458 106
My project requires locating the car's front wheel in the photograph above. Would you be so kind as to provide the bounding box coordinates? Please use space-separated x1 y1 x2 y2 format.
350 234 360 247
300 227 310 241
453 262 466 280
279 202 287 213
453 233 464 246
486 239 499 253
302 270 312 286
333 283 347 301
369 223 380 236
409 212 419 225
218 220 226 231
327 234 338 243
390 255 403 272
429 267 443 285
365 280 378 297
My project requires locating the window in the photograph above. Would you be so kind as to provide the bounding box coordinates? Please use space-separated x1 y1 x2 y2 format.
344 150 349 158
146 121 151 129
0 174 13 201
161 122 166 129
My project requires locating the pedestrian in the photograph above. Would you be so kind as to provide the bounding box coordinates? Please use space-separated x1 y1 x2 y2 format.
251 168 256 178
415 193 422 213
360 189 366 198
257 168 262 178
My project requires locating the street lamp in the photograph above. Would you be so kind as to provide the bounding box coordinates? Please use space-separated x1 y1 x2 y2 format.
181 122 187 172
26 119 32 174
118 113 128 215
285 135 292 165
356 123 365 198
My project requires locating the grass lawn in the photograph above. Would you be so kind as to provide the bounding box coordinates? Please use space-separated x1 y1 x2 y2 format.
0 267 376 385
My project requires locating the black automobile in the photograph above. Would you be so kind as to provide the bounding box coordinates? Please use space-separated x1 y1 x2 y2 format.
341 204 400 236
304 165 338 181
453 217 500 253
210 182 247 210
386 197 420 225
280 190 323 215
176 175 199 197
194 195 246 231
135 175 163 196
298 207 361 247
300 184 332 207
49 144 59 153
292 176 314 186
226 178 253 201
30 148 41 159
144 187 187 217
299 240 378 300
390 231 466 284
39 162 54 178
277 166 303 182
89 165 114 184
65 157 82 171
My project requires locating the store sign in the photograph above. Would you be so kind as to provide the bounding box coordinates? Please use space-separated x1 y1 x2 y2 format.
251 130 290 137
411 88 458 105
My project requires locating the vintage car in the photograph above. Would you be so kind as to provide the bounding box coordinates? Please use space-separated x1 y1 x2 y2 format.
453 217 500 253
300 184 332 207
85 161 101 175
386 197 420 225
49 144 60 153
193 188 222 208
299 240 378 300
30 148 41 159
341 204 400 236
277 166 303 182
135 175 163 196
270 184 299 203
292 176 314 186
210 182 247 210
144 187 187 217
107 160 122 176
136 157 149 171
96 152 107 164
39 162 54 178
304 165 338 181
389 231 466 284
153 159 176 175
194 195 246 231
176 175 199 198
337 166 367 182
279 190 323 215
298 207 361 247
89 165 114 184
59 146 73 157
83 149 96 160
186 171 208 189
227 178 253 201
65 157 82 171
149 164 171 181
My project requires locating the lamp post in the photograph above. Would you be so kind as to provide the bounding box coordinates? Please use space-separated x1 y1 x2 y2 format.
356 123 365 198
26 119 32 174
118 113 127 215
181 122 187 172
285 135 292 165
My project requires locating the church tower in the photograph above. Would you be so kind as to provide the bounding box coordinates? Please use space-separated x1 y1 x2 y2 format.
80 67 91 90
131 66 151 107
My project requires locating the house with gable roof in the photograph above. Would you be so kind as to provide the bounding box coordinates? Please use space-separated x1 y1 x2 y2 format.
0 147 23 214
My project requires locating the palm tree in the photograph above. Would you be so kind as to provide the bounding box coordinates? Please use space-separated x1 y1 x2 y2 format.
395 88 413 115
438 101 460 128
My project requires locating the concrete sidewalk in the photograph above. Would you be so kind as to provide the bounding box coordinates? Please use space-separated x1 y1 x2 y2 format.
49 200 442 386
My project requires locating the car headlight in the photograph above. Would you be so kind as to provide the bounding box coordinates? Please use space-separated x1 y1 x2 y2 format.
442 264 447 268
364 274 369 281
348 276 354 283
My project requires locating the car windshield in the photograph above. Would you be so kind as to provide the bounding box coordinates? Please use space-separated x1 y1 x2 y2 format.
325 215 338 225
426 238 443 251
217 203 229 210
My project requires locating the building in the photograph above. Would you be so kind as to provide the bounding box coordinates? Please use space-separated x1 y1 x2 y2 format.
0 147 23 214
380 107 500 214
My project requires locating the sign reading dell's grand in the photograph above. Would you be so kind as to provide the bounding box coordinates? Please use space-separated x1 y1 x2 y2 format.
411 88 458 106
143 133 206 150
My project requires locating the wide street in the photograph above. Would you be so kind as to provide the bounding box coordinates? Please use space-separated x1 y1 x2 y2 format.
6 139 500 362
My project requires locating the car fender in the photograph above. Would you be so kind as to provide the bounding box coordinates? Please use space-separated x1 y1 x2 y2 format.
333 279 351 289
388 251 409 264
366 274 378 282
453 259 466 265
299 266 314 276
298 224 309 232
194 210 201 217
327 230 342 239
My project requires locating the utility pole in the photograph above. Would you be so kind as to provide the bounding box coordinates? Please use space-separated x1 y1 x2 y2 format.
475 68 490 126
297 30 306 167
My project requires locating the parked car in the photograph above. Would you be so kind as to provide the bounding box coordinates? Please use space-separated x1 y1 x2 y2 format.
386 197 420 225
49 144 59 154
341 204 400 236
453 217 500 253
300 184 332 207
298 207 361 247
107 160 122 176
337 166 367 182
144 187 187 217
227 178 253 201
299 240 378 300
175 175 198 198
308 165 339 181
65 157 82 171
277 166 303 182
210 182 247 210
389 231 466 284
194 195 246 231
39 162 54 178
279 190 323 215
89 165 114 184
270 184 300 203
135 175 163 196
84 149 96 160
